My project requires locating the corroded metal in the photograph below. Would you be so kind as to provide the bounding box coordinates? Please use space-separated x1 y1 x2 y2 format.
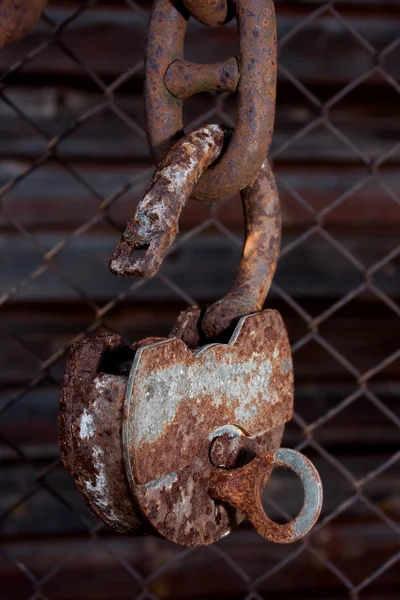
59 310 323 546
59 334 142 534
209 448 323 544
109 125 225 278
60 0 324 548
59 310 293 544
202 157 281 338
110 125 281 339
209 432 257 469
145 0 277 201
124 310 293 486
0 0 47 48
131 424 288 546
165 58 239 100
123 309 293 545
183 0 234 27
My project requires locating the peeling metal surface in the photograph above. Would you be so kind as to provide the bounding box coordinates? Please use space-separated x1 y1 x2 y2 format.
168 306 202 349
109 125 225 278
59 0 324 548
59 313 323 547
131 424 285 547
133 435 235 547
124 309 293 486
145 0 277 201
59 334 145 534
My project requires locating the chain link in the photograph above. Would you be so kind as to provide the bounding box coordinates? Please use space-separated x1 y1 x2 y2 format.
145 0 277 201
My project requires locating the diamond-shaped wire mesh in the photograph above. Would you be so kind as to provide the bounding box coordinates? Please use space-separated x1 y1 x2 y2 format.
0 1 399 599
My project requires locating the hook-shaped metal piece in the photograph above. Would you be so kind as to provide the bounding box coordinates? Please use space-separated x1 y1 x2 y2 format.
110 125 225 279
208 448 323 544
110 124 281 339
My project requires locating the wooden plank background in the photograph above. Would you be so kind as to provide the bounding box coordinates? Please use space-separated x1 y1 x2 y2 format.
0 1 399 599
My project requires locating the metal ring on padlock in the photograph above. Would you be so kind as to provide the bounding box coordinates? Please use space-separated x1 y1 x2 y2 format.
209 447 323 544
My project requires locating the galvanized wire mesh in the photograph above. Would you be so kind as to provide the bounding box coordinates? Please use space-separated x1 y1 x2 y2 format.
0 1 399 599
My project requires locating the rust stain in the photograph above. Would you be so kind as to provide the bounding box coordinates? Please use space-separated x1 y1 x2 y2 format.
209 448 323 544
59 0 324 548
109 126 281 340
59 335 146 534
124 310 293 486
202 158 281 338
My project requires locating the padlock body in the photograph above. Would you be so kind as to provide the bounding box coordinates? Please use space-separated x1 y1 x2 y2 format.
60 309 294 544
124 309 294 545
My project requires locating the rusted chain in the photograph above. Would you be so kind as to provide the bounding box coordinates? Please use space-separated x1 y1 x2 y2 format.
145 0 277 201
202 158 281 338
165 58 240 100
110 125 281 339
109 125 226 278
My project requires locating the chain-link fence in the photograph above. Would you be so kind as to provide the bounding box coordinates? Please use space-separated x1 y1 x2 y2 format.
0 1 399 598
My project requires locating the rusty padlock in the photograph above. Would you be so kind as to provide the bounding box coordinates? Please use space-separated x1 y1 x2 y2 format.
60 125 322 546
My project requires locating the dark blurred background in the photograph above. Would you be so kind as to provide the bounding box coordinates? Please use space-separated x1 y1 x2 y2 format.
0 1 399 599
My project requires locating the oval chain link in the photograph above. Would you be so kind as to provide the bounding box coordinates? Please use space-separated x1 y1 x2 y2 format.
145 0 277 201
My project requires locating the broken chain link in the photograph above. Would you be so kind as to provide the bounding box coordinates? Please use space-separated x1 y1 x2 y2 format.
110 125 281 339
112 0 280 338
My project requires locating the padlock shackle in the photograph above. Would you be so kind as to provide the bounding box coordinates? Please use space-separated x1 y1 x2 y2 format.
203 158 281 337
110 125 281 339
